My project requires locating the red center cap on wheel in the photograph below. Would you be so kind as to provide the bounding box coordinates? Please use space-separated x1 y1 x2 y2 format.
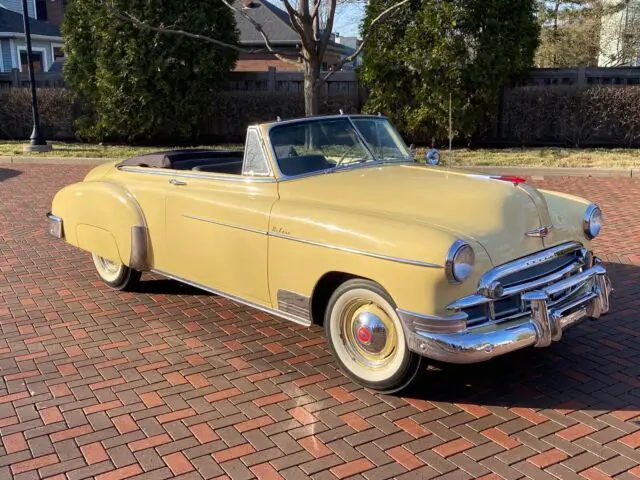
357 326 371 343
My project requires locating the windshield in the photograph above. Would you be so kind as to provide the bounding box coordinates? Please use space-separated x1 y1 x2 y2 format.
351 117 412 162
269 117 411 177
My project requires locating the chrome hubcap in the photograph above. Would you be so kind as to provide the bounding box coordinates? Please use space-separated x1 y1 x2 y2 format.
97 256 120 275
352 311 387 354
340 301 398 369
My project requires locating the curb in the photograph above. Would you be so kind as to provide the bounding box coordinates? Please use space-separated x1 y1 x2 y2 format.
448 165 635 179
0 156 113 165
1 156 637 178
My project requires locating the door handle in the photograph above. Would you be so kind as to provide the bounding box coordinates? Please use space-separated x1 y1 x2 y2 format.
169 179 187 186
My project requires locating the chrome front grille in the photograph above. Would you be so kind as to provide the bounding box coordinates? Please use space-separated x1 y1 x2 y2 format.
448 242 594 329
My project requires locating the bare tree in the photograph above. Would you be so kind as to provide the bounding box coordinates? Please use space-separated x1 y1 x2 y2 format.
97 0 409 116
535 0 639 67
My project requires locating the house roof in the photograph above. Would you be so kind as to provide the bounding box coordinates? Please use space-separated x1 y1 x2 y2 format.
234 0 300 45
0 7 61 37
234 0 350 53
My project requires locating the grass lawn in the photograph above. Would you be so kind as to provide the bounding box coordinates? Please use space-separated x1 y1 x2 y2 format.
416 147 640 169
1 140 640 168
0 141 243 159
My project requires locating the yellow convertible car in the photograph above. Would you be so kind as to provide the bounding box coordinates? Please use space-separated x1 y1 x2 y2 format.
47 115 612 392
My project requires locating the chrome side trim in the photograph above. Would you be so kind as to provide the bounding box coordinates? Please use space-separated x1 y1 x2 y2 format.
46 212 63 239
183 214 267 236
117 165 277 183
182 215 440 268
130 225 150 271
150 269 312 326
269 232 443 268
277 290 311 319
397 309 468 334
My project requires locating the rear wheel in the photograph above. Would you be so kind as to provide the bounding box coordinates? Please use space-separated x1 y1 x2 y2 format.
92 253 141 291
324 279 421 393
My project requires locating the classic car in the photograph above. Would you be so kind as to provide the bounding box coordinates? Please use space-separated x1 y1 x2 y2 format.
47 115 612 393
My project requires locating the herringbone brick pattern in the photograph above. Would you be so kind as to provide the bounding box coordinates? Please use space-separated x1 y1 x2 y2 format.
0 164 638 480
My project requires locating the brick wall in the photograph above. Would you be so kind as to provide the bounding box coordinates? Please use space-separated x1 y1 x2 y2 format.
234 51 343 72
45 0 65 26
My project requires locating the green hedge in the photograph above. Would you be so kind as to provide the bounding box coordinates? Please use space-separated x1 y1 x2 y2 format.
0 89 359 143
499 85 640 147
0 89 76 140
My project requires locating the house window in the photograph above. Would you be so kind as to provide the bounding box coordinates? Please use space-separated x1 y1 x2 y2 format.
36 0 48 20
53 45 65 61
20 51 44 73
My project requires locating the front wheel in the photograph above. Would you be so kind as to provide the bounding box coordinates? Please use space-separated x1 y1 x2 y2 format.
91 253 141 291
324 279 422 393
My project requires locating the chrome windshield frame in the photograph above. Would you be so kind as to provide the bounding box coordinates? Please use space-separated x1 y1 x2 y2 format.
264 114 413 181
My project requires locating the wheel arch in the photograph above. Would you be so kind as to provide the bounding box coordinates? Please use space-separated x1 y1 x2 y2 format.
311 271 388 326
51 180 150 271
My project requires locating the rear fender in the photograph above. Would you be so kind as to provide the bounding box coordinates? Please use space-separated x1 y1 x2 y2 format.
51 180 149 270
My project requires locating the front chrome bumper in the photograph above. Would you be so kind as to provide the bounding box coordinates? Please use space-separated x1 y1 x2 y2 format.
401 263 612 364
46 212 64 239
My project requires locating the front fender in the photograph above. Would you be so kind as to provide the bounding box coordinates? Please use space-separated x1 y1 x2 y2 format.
51 180 149 270
268 202 492 316
539 189 591 248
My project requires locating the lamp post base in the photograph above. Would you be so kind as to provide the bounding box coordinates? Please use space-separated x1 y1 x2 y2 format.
23 144 53 153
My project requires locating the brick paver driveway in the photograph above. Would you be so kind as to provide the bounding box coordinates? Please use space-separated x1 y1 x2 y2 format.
1 164 639 480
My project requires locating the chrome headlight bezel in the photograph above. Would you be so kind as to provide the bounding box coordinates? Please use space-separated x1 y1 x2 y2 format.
583 204 602 240
446 240 475 284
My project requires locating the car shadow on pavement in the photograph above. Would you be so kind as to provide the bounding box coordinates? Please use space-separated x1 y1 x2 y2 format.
135 278 213 296
0 168 21 182
402 261 639 413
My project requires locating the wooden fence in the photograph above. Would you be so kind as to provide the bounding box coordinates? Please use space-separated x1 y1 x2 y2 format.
519 66 640 86
0 70 66 89
3 65 639 90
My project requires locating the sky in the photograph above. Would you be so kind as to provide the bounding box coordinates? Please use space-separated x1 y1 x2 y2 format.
272 1 367 37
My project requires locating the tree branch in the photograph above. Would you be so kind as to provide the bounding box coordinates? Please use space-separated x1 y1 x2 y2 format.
97 0 302 68
320 0 411 83
318 0 337 62
282 0 314 53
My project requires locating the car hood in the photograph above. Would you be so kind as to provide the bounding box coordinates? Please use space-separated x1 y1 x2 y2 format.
277 163 552 266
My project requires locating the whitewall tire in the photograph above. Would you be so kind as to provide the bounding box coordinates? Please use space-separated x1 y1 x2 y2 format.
91 254 141 291
324 279 421 393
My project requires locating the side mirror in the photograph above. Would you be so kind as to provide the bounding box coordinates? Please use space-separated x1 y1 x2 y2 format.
425 147 440 166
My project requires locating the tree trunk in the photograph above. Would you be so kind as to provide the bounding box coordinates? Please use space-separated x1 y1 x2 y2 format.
303 59 321 116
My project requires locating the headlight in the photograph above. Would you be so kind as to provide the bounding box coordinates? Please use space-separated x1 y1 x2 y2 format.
583 204 602 240
446 240 475 283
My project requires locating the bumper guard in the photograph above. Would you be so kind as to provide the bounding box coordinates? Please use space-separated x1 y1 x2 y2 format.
400 263 612 364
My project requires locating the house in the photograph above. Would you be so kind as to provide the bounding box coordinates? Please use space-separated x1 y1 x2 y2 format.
234 0 351 71
599 0 640 66
333 34 362 70
0 2 64 73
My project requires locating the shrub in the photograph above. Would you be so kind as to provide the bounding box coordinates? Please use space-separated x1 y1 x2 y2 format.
0 89 75 140
204 92 359 142
63 0 238 141
501 85 640 147
0 89 358 143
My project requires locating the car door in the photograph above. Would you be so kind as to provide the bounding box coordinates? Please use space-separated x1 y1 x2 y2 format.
164 128 277 306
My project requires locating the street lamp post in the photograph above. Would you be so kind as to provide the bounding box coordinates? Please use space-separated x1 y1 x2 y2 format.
21 0 52 152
